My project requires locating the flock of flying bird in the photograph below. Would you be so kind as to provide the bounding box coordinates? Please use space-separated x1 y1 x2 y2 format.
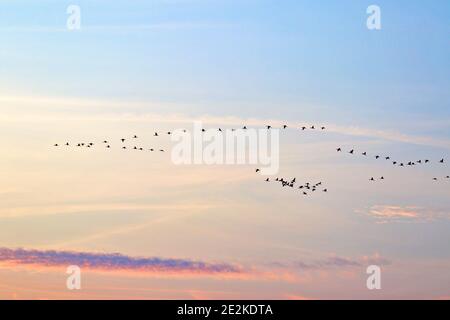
53 124 448 197
335 147 448 181
53 134 168 152
255 169 327 197
52 124 325 151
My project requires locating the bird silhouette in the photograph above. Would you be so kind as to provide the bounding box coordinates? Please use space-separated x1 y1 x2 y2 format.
375 155 380 159
133 135 138 139
311 125 315 129
243 126 247 130
283 125 288 129
362 152 367 156
337 148 342 152
301 126 306 130
54 144 59 147
65 142 70 146
323 189 327 192
440 158 444 163
266 125 272 129
256 169 261 173
380 176 384 180
265 178 269 182
321 126 326 130
349 149 354 154
121 139 126 143
154 132 159 136
370 177 375 181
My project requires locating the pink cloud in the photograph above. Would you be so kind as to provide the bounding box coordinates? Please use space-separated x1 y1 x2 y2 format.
366 205 450 223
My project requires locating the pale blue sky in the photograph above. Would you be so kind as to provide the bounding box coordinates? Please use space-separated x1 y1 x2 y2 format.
1 0 449 128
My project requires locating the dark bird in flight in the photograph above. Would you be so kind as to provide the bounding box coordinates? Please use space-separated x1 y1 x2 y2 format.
323 189 327 192
337 148 342 152
301 126 306 130
154 132 159 136
122 147 126 149
311 125 315 129
243 126 247 130
167 132 171 135
303 192 308 196
321 126 326 130
256 169 261 173
417 160 422 164
218 128 222 132
380 176 384 180
349 149 354 154
370 177 375 181
446 176 449 179
266 126 272 129
133 146 138 150
385 157 390 160
106 145 111 148
400 163 404 167
139 148 143 151
133 135 138 139
265 178 269 182
375 155 380 159
393 161 397 165
202 129 206 132
362 152 367 156
54 144 59 147
65 142 70 146
425 159 430 163
433 178 438 181
150 149 154 151
283 125 288 129
121 139 125 143
159 149 165 152
440 158 444 163
103 141 108 144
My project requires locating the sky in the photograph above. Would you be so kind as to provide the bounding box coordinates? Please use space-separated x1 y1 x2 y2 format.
0 0 449 299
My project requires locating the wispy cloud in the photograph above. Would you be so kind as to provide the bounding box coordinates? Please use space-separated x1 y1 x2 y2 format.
278 254 391 270
2 94 449 149
0 22 234 33
365 205 450 223
0 247 242 276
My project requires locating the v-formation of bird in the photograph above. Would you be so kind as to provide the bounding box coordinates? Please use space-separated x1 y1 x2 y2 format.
53 124 326 150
